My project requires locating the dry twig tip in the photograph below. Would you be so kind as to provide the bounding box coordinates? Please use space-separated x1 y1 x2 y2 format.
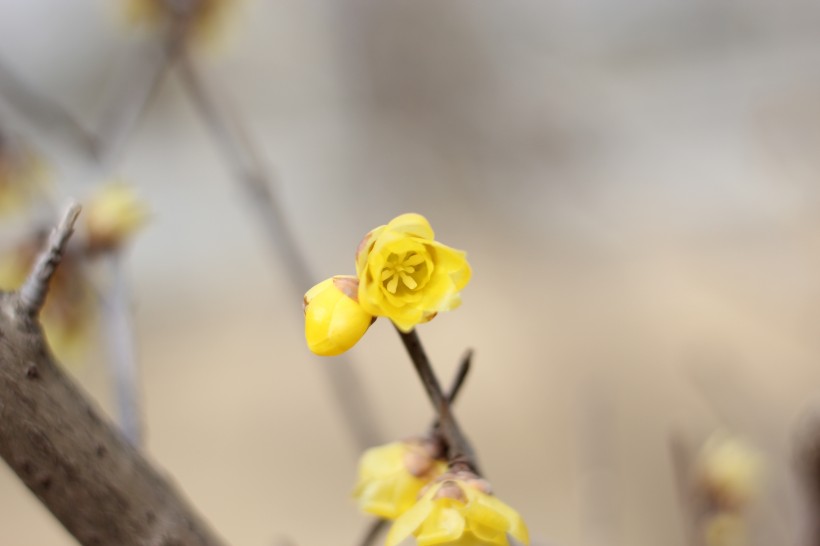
18 202 81 315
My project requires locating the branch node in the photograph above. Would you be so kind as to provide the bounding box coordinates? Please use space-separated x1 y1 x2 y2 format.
17 202 81 316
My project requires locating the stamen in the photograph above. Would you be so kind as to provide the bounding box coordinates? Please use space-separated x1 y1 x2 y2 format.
400 274 417 289
386 275 399 294
405 254 424 266
381 269 394 281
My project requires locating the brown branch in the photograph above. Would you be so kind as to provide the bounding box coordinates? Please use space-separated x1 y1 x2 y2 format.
0 209 228 546
396 328 479 473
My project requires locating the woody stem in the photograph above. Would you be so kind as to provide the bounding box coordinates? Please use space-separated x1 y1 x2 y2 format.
396 327 479 473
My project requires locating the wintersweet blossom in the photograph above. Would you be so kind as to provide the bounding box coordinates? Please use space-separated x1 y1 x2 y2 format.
303 276 373 356
696 434 762 510
0 240 94 361
85 183 149 253
124 0 236 44
356 213 471 333
353 439 447 520
387 473 529 546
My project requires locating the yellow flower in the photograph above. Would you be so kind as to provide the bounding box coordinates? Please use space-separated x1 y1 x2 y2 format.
0 239 94 362
124 0 237 45
696 434 762 510
0 137 48 216
354 439 447 520
704 513 746 546
85 183 149 253
304 276 374 356
387 474 529 546
356 213 471 333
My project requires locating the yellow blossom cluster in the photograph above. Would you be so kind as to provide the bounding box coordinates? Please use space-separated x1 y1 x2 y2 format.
304 213 471 356
353 442 529 546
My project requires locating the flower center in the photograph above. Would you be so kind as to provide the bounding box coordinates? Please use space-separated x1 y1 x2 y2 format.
381 252 425 294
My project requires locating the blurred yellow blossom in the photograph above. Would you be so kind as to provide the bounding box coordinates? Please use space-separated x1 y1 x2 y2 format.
387 472 529 546
85 183 149 253
704 513 746 546
356 213 471 333
696 434 762 510
0 238 94 361
354 439 447 520
124 0 237 44
0 136 47 216
303 276 373 356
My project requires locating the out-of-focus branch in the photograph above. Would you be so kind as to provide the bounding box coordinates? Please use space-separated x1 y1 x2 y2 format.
0 206 228 546
176 50 384 450
0 59 96 156
93 21 189 168
101 252 144 446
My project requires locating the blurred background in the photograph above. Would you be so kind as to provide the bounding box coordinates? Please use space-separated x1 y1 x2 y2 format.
1 0 820 544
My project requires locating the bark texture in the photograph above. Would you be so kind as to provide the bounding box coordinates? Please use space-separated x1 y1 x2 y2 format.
0 292 228 546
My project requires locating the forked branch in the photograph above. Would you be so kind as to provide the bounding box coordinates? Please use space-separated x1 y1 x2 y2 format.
0 205 228 546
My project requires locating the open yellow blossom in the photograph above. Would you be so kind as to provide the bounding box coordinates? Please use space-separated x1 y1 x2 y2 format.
387 475 529 546
356 213 471 333
304 276 374 356
354 439 447 520
85 183 149 253
696 434 762 510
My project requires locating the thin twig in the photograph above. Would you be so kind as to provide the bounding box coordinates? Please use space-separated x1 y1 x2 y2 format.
102 252 144 447
669 434 702 546
0 59 96 156
396 327 479 473
357 518 388 546
358 351 474 546
94 21 188 167
17 203 81 316
430 349 472 432
176 50 384 450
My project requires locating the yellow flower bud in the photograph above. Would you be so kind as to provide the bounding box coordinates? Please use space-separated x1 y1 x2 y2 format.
353 439 447 520
303 276 374 356
85 183 149 253
356 213 471 333
386 472 530 546
696 434 762 510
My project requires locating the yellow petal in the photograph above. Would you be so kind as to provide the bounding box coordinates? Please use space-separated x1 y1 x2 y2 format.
304 277 373 356
385 213 435 241
387 497 435 546
356 225 386 277
416 502 466 546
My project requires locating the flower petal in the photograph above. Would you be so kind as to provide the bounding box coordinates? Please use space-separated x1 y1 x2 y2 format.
387 498 435 546
385 213 435 241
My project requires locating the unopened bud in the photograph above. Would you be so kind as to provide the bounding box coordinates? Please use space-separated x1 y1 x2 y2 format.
304 276 374 356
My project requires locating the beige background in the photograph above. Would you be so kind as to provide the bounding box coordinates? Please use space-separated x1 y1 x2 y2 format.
2 1 820 544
